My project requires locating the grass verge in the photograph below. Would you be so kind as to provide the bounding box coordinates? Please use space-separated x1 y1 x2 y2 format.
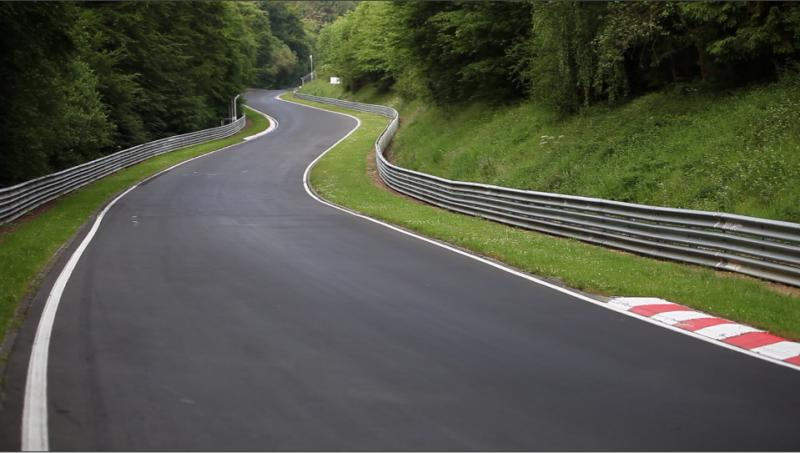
285 92 800 340
0 106 269 348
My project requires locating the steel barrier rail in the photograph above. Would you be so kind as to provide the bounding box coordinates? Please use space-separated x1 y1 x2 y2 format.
293 90 800 287
0 113 246 225
300 71 316 86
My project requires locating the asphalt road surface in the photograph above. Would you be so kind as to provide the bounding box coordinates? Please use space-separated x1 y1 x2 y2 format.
2 89 799 450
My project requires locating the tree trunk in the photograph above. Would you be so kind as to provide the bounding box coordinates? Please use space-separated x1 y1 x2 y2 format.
695 42 716 81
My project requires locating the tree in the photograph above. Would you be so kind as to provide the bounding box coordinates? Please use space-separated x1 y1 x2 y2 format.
260 1 312 86
288 1 357 35
0 1 301 185
399 1 533 103
0 3 112 185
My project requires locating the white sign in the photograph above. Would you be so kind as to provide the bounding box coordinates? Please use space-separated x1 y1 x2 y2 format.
330 77 341 85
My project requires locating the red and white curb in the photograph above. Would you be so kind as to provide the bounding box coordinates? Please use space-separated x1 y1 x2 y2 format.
610 297 800 369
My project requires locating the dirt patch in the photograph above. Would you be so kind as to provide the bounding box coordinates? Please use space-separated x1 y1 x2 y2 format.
365 149 387 190
365 149 428 207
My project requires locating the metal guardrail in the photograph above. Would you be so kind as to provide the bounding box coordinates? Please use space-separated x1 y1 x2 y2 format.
293 90 800 287
300 71 316 86
0 113 246 225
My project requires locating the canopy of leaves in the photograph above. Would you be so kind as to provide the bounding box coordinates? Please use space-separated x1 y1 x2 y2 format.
3 1 798 186
288 1 358 35
313 1 800 111
0 1 313 186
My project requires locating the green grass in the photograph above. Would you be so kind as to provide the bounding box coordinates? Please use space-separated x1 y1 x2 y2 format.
286 92 800 340
0 106 269 347
300 80 347 99
302 75 800 223
301 79 408 112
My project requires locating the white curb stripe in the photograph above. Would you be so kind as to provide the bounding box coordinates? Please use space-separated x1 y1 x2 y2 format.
693 324 762 340
608 297 672 309
20 105 276 451
652 310 715 325
752 341 800 360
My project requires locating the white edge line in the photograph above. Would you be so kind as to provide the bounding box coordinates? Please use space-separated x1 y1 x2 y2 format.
278 92 800 374
243 105 278 140
20 105 278 451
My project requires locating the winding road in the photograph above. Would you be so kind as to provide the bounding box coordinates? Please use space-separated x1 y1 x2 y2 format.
2 89 799 450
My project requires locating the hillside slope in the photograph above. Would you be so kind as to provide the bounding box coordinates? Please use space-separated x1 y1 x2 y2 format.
301 73 800 223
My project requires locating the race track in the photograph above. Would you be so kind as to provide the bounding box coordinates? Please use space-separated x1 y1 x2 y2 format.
2 89 799 450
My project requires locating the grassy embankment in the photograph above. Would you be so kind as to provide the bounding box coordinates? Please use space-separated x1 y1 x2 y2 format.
288 80 800 339
301 75 800 222
0 106 269 348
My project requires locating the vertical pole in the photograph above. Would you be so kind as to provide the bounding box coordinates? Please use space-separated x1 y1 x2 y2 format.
233 94 241 120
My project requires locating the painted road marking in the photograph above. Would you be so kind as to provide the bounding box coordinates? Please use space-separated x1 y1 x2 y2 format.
651 310 713 325
21 104 277 451
752 341 800 361
695 323 762 341
608 297 666 309
676 317 733 332
610 297 800 371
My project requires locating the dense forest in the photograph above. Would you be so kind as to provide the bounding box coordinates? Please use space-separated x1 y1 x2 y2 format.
0 1 354 187
3 1 798 188
317 2 800 109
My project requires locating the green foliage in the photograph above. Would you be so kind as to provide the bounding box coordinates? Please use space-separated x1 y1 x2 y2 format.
242 3 298 88
260 1 313 86
314 1 800 112
682 3 800 59
529 1 800 112
316 2 412 94
401 1 533 102
0 2 311 186
316 1 533 102
528 2 605 111
0 3 113 185
288 1 357 35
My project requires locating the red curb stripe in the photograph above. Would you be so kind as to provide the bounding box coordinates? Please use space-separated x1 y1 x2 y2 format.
723 332 785 349
630 303 687 317
610 298 800 370
785 356 800 366
675 317 732 332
